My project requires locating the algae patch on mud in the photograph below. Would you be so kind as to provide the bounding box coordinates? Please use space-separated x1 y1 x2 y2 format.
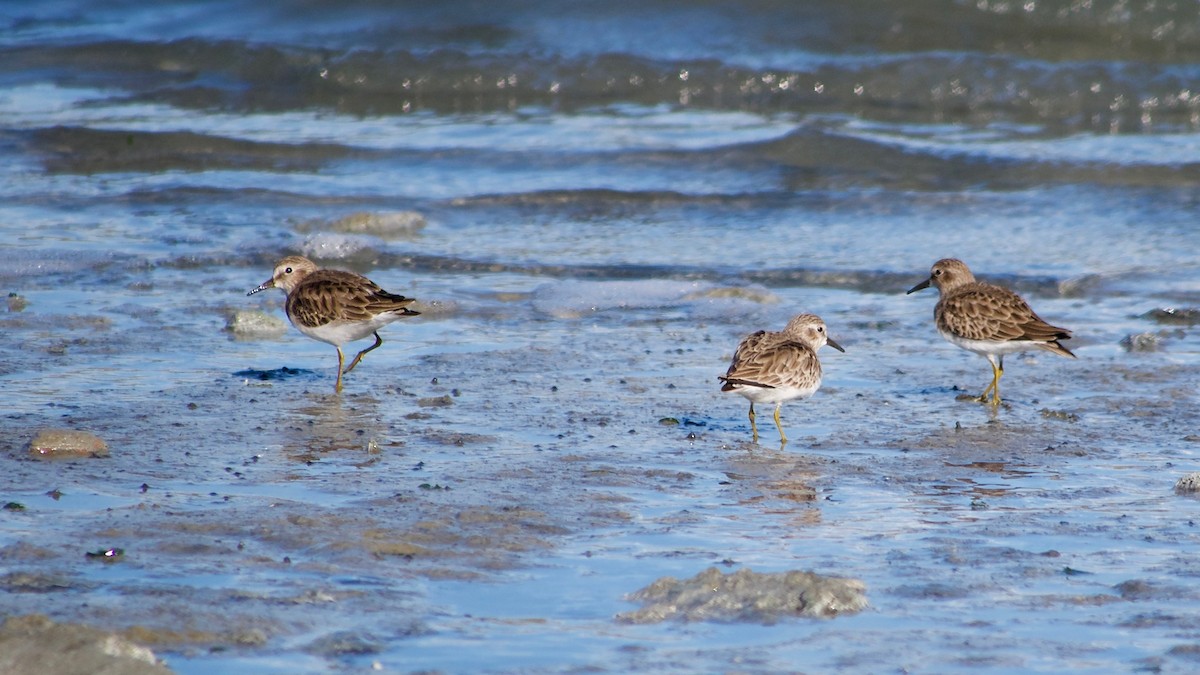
619 566 867 624
0 614 172 675
361 504 569 574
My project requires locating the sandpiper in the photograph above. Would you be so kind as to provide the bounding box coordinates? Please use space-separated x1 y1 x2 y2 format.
907 258 1075 405
248 256 419 392
719 313 844 444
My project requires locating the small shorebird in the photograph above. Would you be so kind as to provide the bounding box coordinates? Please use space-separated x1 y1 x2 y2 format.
907 258 1075 405
247 256 419 393
719 313 844 445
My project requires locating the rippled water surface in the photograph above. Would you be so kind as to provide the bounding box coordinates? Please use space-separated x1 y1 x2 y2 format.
2 1 1200 673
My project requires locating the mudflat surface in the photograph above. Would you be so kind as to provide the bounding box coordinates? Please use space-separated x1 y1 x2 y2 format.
3 1 1200 672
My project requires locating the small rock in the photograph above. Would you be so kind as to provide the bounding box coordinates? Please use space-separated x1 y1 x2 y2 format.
417 395 454 408
0 614 172 674
27 430 108 459
618 566 867 624
1175 472 1200 495
224 310 287 338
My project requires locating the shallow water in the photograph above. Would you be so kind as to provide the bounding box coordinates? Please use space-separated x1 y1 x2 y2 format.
2 1 1200 673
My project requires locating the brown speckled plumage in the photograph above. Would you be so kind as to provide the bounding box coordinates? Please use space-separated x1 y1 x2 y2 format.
908 258 1074 405
284 267 416 330
719 313 844 444
720 330 822 393
248 256 419 392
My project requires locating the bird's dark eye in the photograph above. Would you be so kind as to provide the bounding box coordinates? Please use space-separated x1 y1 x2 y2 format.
285 267 293 274
817 326 824 332
933 269 942 276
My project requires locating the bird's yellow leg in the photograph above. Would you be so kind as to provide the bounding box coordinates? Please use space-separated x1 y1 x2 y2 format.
335 346 345 393
774 406 788 445
748 402 758 443
977 359 1002 405
344 332 383 374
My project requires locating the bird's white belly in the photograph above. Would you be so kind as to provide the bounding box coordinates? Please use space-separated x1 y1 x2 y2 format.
940 329 1039 357
296 318 387 347
730 383 818 405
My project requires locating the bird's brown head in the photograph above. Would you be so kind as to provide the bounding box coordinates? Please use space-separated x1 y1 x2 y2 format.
907 258 975 296
247 256 318 296
782 313 845 353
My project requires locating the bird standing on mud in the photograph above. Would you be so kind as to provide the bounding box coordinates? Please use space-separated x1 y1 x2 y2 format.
248 256 420 393
719 313 844 445
907 258 1075 406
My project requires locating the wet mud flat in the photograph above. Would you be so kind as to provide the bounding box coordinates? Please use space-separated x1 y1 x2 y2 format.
2 279 1200 672
5 0 1200 670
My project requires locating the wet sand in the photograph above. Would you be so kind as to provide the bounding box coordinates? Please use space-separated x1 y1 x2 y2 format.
4 3 1200 669
3 273 1199 672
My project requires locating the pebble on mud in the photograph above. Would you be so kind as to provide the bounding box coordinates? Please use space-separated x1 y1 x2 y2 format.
618 566 867 624
1174 473 1200 495
224 310 287 338
26 429 108 459
0 614 172 675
